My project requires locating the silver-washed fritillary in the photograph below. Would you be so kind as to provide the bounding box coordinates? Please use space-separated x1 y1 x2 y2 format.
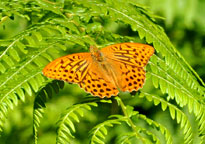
43 43 154 98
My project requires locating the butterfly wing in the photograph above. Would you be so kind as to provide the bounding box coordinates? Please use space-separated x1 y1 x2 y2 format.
43 42 154 98
102 59 146 93
43 52 119 98
79 72 119 98
100 42 153 93
43 53 92 83
101 42 154 67
79 60 119 98
120 63 146 92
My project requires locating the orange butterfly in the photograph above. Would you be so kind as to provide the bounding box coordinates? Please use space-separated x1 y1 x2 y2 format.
43 43 154 98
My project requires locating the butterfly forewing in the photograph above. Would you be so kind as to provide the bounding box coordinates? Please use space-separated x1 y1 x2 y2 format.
101 43 154 67
43 53 91 83
43 52 119 98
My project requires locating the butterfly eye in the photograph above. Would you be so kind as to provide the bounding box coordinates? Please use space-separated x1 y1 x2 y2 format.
92 51 104 62
97 52 104 62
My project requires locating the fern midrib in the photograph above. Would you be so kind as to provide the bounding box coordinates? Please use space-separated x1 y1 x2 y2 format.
0 43 52 89
0 21 55 60
0 39 19 59
149 60 198 98
120 132 137 143
142 92 192 128
138 113 172 143
0 41 60 104
141 92 193 142
115 97 147 143
149 72 201 105
139 129 160 143
91 117 126 142
91 122 107 141
0 71 41 103
108 7 204 87
57 104 89 134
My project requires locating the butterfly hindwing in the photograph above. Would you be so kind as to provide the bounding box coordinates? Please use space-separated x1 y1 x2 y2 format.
79 62 119 98
120 63 146 92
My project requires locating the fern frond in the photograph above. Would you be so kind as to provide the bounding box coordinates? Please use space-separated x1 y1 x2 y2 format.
0 71 44 132
149 55 205 137
33 80 64 144
0 38 70 133
0 22 60 73
56 102 98 144
86 0 204 93
116 128 160 144
112 2 204 90
137 113 173 144
0 18 101 132
139 92 193 144
89 109 172 144
89 115 127 144
115 96 173 144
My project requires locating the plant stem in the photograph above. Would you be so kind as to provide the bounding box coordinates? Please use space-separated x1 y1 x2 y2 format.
115 97 145 143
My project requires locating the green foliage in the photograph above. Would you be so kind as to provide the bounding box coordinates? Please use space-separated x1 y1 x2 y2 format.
56 102 98 143
0 0 204 144
89 115 128 144
33 80 64 144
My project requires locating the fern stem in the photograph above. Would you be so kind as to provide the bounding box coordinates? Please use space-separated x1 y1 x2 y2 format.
115 97 145 143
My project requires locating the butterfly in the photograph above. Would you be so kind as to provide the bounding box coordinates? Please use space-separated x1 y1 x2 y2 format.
43 42 154 98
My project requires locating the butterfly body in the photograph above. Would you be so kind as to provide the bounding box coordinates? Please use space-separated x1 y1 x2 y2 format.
43 43 154 98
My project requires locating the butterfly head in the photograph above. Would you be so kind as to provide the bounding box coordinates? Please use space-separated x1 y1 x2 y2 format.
90 45 104 62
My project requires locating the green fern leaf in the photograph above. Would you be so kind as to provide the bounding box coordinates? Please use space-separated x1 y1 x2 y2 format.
137 113 173 144
90 116 127 144
56 102 97 144
33 80 64 144
140 92 193 143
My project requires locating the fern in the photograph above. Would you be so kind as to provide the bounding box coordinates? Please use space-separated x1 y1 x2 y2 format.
116 129 161 144
89 115 127 144
33 80 64 144
56 102 98 143
139 92 193 143
137 113 173 144
89 99 172 144
0 0 204 143
149 55 205 137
